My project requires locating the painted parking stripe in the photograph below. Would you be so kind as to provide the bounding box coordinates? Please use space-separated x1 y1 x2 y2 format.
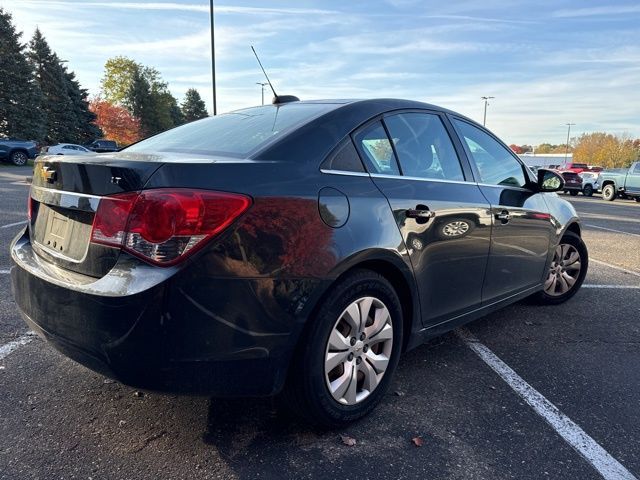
457 328 637 480
586 224 640 238
582 285 640 289
0 220 27 229
590 258 640 278
0 269 9 274
0 332 36 361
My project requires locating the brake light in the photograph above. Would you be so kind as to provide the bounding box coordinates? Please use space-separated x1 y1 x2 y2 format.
91 189 251 266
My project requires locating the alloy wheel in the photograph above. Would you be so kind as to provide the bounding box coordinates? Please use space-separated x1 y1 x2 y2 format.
324 296 393 405
544 243 582 296
11 152 28 166
442 220 470 237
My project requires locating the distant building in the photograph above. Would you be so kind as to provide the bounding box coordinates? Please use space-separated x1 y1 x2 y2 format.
518 153 572 168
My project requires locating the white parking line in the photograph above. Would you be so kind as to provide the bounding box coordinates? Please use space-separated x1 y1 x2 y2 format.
0 332 36 361
456 328 637 480
586 224 640 238
0 220 27 229
0 269 9 275
590 258 640 278
582 285 640 289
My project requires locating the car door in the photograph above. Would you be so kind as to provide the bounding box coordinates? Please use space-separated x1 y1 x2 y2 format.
624 163 640 194
450 117 554 302
352 112 492 327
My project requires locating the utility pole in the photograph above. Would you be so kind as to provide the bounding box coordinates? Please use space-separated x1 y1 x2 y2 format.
209 0 217 115
256 82 268 105
564 123 575 163
481 96 494 126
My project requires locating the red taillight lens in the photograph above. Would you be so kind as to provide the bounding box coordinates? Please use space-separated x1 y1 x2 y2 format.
91 189 251 266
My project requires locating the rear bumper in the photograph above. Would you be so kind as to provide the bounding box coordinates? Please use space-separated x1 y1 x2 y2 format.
10 230 323 396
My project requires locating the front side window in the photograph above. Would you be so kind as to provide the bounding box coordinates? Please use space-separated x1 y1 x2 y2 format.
384 113 464 181
352 121 399 175
453 119 527 188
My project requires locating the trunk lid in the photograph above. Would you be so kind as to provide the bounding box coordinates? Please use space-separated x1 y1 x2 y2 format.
29 153 164 277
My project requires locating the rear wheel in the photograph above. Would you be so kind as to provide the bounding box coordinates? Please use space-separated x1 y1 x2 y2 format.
534 231 588 305
10 150 28 166
569 190 578 196
602 184 616 201
583 184 593 197
282 269 403 427
635 197 640 203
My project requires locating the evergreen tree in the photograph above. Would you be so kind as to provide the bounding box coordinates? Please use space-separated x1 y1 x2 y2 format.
181 89 208 123
126 68 154 137
28 28 74 144
0 8 45 140
63 69 102 143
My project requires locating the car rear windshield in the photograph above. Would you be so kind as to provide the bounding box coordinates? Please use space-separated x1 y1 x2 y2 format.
125 103 336 158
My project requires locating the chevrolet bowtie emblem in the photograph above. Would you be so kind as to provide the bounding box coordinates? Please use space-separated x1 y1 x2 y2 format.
41 166 56 183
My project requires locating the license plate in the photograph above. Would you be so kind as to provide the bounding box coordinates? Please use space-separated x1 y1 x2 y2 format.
40 207 73 254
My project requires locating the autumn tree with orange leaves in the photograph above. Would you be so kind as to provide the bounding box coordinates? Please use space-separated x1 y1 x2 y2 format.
89 99 141 147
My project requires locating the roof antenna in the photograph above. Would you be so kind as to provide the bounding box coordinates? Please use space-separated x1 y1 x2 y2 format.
251 45 300 105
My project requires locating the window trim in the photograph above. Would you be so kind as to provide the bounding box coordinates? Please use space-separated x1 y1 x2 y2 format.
350 118 402 176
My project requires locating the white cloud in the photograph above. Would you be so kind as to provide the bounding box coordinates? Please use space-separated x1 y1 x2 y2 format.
553 5 640 18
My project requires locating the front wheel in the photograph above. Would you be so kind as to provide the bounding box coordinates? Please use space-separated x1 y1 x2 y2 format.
10 150 28 166
583 184 593 197
533 231 588 305
635 197 640 203
602 184 616 201
282 269 403 427
569 190 579 196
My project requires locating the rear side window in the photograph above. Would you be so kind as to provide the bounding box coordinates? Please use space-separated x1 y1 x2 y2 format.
321 139 365 172
384 113 464 181
453 119 527 188
352 121 399 175
125 103 335 158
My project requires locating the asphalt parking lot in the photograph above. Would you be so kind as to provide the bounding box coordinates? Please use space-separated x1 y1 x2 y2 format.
1 164 638 480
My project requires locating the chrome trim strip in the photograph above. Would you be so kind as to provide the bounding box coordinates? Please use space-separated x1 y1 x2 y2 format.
319 169 370 177
30 185 101 213
476 183 531 192
370 173 474 186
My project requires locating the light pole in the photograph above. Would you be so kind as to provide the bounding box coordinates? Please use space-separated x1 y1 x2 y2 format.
564 123 575 163
209 0 217 115
481 96 494 126
256 82 268 105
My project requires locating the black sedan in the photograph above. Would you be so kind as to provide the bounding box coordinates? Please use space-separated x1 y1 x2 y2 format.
10 98 588 427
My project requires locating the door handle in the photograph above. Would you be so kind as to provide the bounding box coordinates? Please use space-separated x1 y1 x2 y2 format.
495 210 511 224
406 205 436 221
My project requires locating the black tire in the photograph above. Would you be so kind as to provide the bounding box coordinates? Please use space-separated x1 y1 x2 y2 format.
281 269 403 428
583 184 593 197
635 197 640 203
602 184 616 201
10 150 28 166
569 190 579 196
532 231 588 305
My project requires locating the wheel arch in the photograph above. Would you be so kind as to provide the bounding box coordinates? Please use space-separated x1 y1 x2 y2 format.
307 250 420 353
565 222 581 237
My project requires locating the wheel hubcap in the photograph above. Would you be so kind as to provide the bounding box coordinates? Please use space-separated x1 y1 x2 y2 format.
544 243 581 296
324 296 393 405
443 221 469 237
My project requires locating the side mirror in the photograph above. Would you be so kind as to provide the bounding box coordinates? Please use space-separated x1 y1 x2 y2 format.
537 169 564 192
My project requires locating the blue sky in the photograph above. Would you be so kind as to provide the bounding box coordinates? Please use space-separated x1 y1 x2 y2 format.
4 0 640 144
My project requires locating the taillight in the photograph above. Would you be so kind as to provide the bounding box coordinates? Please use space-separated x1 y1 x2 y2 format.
91 189 251 266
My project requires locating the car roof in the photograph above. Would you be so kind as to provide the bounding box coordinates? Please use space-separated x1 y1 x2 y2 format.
254 98 475 163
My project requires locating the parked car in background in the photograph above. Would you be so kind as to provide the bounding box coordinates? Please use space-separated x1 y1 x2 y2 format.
599 162 640 202
587 165 603 172
0 138 38 165
11 98 588 427
579 171 599 197
86 139 118 153
559 170 583 196
564 162 589 173
41 143 94 156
